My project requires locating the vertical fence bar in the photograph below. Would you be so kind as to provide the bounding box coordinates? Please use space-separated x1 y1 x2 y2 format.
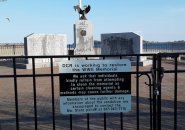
120 112 123 130
13 58 19 130
157 54 162 130
68 56 73 130
102 56 106 130
85 56 90 130
87 114 90 130
70 114 73 130
50 58 55 130
149 73 152 130
120 55 123 130
104 113 106 130
152 55 157 130
0 46 1 55
13 45 16 55
136 55 140 130
32 58 38 130
174 56 178 130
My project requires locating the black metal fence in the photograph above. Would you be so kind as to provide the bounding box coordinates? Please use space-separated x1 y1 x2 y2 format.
0 53 185 130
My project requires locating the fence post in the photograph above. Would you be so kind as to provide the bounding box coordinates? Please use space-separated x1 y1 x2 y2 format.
13 45 16 55
152 54 157 130
156 54 164 130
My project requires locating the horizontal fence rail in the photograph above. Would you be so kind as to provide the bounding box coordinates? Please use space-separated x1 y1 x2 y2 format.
1 43 185 56
0 53 185 130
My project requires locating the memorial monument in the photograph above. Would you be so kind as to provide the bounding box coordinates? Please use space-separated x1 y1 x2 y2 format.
101 32 152 66
17 33 67 69
101 32 142 55
73 0 95 55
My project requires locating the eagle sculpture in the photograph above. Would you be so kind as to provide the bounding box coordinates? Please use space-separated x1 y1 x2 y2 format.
74 5 91 20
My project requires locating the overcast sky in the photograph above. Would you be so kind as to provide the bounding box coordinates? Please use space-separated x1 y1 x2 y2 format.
0 0 185 43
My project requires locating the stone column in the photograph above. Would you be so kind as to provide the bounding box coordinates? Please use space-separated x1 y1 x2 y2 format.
74 20 94 55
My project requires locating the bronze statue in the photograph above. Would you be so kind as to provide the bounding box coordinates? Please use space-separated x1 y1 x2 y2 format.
74 5 91 20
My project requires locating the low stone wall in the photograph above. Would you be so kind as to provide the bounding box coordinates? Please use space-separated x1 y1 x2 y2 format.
0 43 24 56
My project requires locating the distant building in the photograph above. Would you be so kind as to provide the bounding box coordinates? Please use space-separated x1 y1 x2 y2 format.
143 41 185 52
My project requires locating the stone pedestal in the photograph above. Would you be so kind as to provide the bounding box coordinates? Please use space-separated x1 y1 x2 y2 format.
17 33 67 69
101 32 152 66
101 32 142 55
74 20 94 55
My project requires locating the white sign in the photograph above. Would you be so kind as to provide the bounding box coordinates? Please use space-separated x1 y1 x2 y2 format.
61 95 131 114
59 59 131 73
59 60 131 114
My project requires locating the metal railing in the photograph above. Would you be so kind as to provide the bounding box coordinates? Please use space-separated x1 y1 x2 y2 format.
0 53 185 130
